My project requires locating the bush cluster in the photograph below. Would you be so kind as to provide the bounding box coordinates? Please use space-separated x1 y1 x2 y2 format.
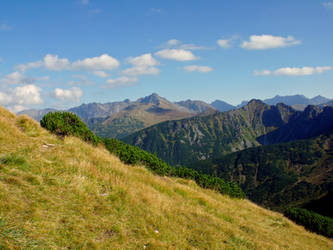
284 207 333 238
41 112 245 199
40 112 99 145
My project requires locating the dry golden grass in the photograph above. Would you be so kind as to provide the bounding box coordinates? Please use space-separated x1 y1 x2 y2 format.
0 106 332 249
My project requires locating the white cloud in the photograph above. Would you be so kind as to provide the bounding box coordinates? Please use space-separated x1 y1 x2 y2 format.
0 71 49 85
16 54 69 72
81 0 89 5
15 85 43 105
92 71 109 78
106 76 138 88
155 49 199 61
254 66 332 76
184 65 213 73
44 54 71 71
122 53 160 76
241 35 301 50
72 54 119 71
16 54 119 72
1 71 31 84
53 87 83 102
322 2 333 9
15 61 43 72
217 39 231 48
0 84 43 112
0 92 12 105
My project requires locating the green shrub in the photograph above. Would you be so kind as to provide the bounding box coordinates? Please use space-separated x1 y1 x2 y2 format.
284 207 333 238
40 112 99 145
103 138 245 199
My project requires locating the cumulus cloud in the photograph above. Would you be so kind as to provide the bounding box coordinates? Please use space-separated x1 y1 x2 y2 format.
122 53 160 76
0 84 43 112
53 87 83 102
16 54 119 72
44 54 71 71
0 71 32 84
241 35 301 50
254 66 332 76
106 76 138 88
72 54 119 71
155 49 199 61
92 71 109 78
322 2 333 9
184 65 213 73
0 71 49 85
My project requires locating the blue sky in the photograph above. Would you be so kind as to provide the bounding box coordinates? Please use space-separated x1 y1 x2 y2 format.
0 0 332 112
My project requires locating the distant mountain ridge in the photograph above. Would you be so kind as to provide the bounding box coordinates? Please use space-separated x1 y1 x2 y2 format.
19 93 331 139
263 95 331 110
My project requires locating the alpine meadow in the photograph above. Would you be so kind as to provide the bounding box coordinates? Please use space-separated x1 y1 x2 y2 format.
1 0 333 249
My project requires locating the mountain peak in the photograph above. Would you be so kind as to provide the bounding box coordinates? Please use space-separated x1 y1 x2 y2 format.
138 93 164 105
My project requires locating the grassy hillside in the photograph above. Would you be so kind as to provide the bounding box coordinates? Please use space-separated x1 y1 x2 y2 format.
0 107 332 249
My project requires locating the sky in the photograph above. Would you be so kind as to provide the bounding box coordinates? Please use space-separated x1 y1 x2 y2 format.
0 0 333 112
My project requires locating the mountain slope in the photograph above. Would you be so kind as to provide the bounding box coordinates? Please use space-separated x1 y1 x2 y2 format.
189 132 333 212
0 106 332 249
211 100 236 112
123 100 297 165
257 105 333 145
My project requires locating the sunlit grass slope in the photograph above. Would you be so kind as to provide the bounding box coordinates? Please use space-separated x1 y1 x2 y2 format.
0 106 332 249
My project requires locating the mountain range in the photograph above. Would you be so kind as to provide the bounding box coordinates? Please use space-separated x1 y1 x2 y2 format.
122 100 333 214
123 100 333 165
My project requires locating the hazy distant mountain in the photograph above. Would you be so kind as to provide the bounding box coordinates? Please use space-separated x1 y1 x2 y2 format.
18 108 58 121
68 100 131 122
210 100 236 112
89 93 207 139
263 95 331 110
311 95 331 105
18 101 131 122
18 93 212 139
176 99 216 113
